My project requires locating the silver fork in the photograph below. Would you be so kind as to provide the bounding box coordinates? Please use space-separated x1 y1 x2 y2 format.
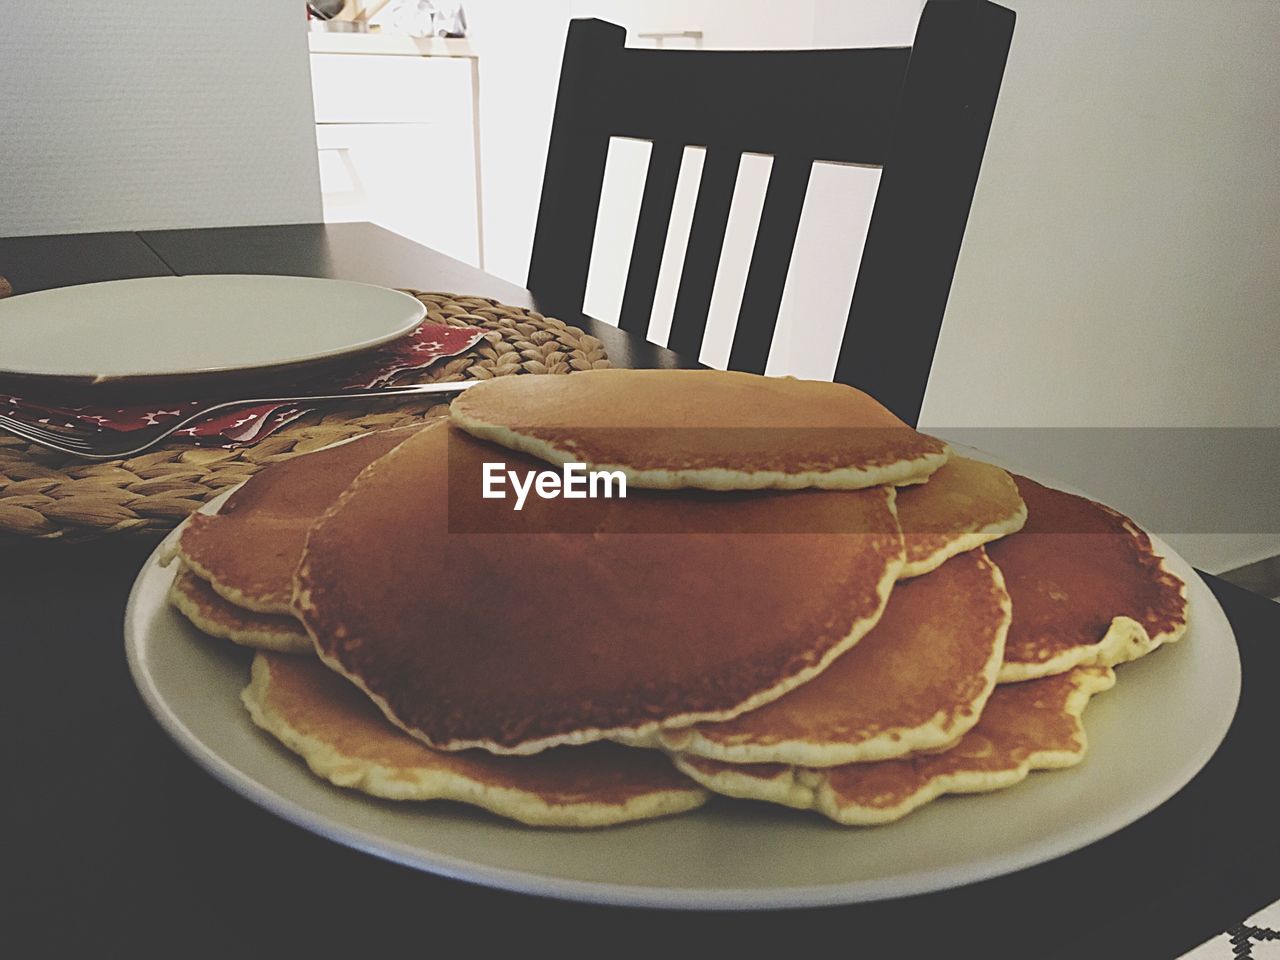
0 380 477 460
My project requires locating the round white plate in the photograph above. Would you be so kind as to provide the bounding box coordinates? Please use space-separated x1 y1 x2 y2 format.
125 504 1240 910
0 275 425 383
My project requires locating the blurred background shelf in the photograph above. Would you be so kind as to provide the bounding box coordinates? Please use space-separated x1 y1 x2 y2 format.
307 33 475 58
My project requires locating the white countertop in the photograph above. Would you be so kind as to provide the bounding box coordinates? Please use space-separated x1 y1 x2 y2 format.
307 32 476 58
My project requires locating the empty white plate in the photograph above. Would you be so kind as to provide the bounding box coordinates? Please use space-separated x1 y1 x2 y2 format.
0 275 425 387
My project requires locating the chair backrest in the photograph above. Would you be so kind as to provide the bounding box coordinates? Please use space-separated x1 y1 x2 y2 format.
527 0 1014 426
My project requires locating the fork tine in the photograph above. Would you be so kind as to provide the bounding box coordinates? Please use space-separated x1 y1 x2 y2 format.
0 413 59 440
0 380 475 460
0 422 71 452
0 412 154 460
9 433 120 458
0 417 95 448
31 428 95 450
0 414 96 451
0 419 61 449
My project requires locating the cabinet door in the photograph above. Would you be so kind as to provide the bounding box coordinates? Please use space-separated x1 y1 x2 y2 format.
310 54 472 126
316 123 480 266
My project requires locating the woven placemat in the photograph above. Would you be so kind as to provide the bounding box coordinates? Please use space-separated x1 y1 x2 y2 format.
0 291 608 542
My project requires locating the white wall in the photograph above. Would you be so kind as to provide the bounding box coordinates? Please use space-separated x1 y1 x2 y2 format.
463 0 573 284
920 0 1280 430
0 1 322 237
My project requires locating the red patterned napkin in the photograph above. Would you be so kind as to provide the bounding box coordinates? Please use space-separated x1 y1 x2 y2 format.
0 321 485 448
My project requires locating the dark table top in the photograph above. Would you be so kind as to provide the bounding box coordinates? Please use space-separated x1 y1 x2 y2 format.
3 223 1277 957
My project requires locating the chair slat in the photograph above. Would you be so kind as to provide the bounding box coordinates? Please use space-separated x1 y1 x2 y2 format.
727 155 813 374
668 149 742 359
618 141 684 336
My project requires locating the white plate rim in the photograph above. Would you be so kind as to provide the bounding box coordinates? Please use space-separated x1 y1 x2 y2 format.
123 481 1242 911
0 275 427 381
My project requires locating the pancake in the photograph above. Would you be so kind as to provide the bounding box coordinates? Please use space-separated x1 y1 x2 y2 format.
675 666 1115 825
169 563 312 654
989 475 1188 682
659 548 1010 766
895 457 1027 578
294 420 906 755
243 653 708 828
178 425 424 613
449 369 950 491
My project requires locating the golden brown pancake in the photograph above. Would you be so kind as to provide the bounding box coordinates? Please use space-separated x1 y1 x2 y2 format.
659 548 1010 766
895 457 1027 578
294 420 906 755
178 426 424 613
243 653 708 827
675 666 1115 825
988 475 1188 682
449 369 950 491
169 564 311 654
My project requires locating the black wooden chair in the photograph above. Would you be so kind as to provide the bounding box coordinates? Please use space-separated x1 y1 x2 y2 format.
526 0 1014 426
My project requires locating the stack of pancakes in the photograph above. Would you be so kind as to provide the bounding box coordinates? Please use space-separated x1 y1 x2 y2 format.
167 369 1188 828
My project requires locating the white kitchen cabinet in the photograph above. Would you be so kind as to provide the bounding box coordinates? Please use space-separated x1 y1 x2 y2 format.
309 37 483 267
